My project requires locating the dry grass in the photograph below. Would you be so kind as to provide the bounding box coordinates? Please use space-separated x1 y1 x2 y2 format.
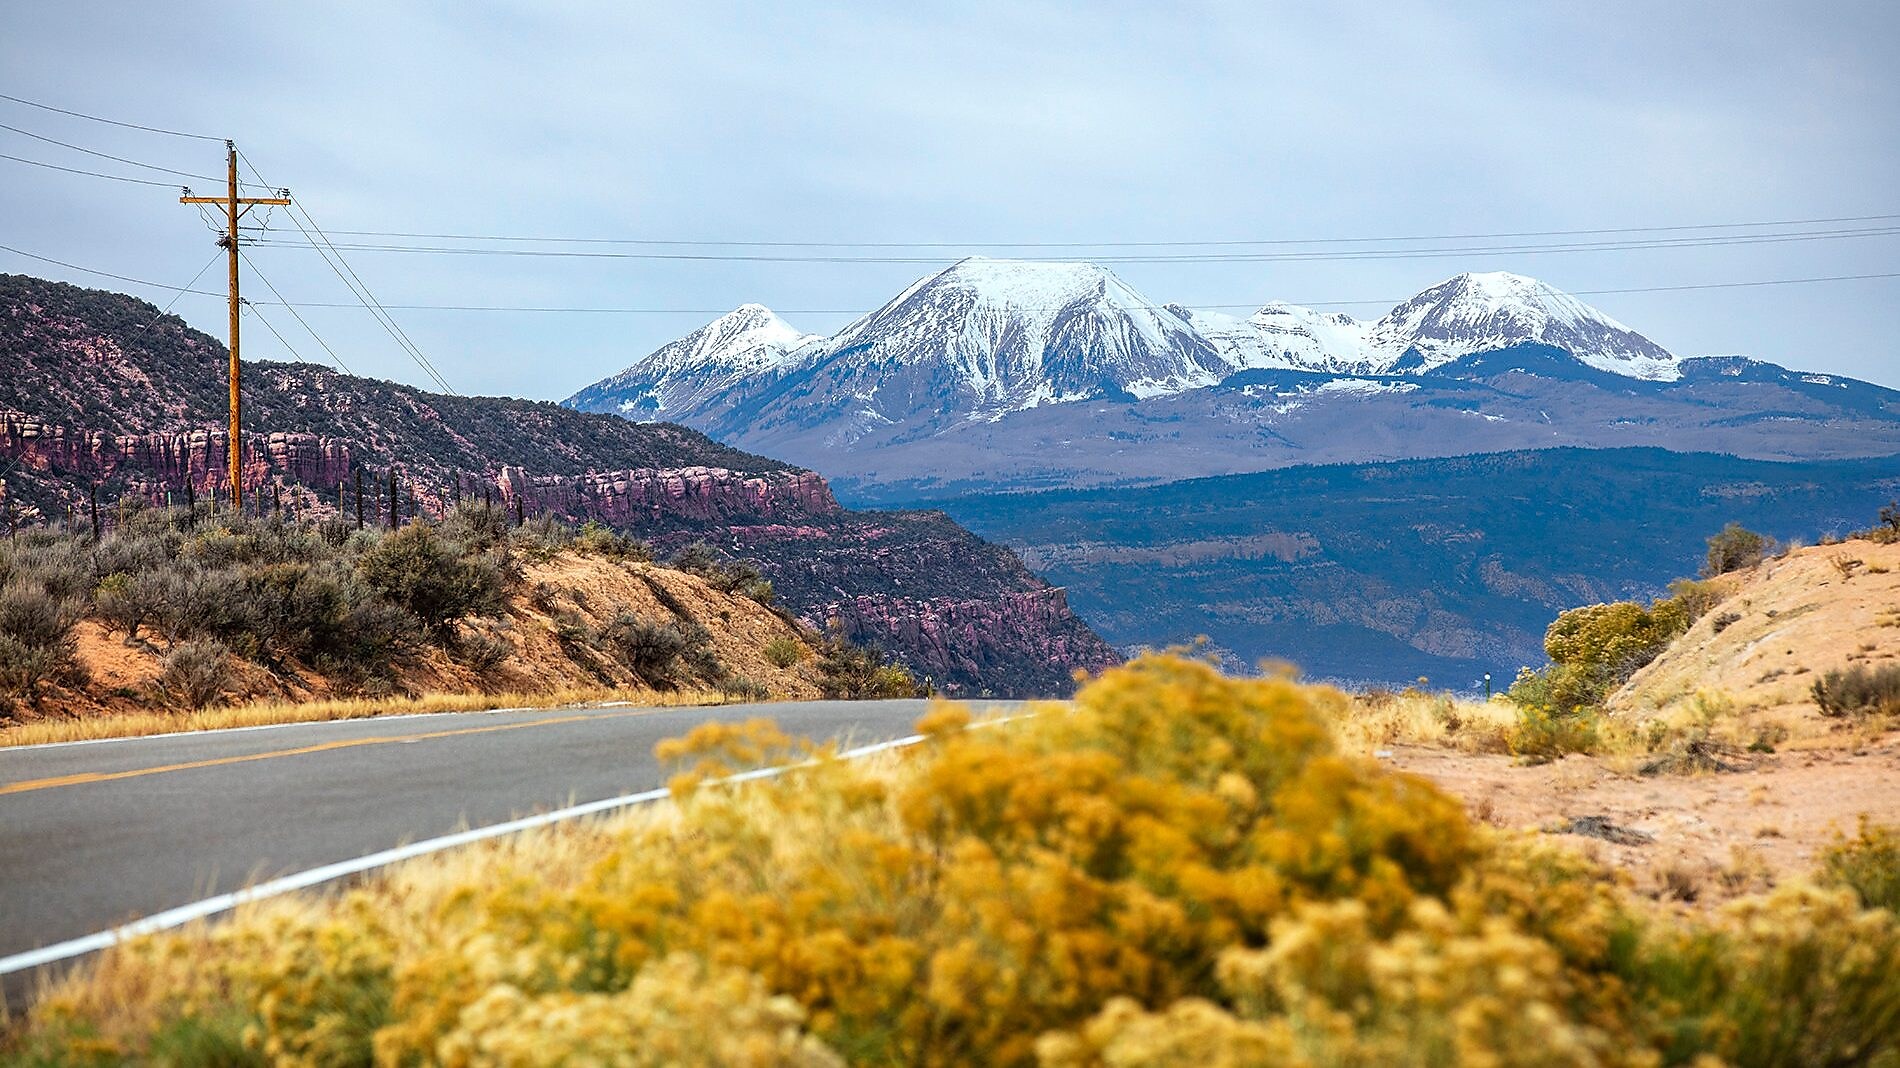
1330 687 1518 753
0 686 733 749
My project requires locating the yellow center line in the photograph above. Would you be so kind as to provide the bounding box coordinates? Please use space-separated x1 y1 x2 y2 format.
0 707 672 797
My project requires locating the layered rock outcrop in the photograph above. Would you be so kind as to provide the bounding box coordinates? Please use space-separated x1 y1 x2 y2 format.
831 587 1123 696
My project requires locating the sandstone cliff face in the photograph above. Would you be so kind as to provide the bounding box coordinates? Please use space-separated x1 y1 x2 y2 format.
497 465 840 526
0 273 1121 696
832 587 1123 697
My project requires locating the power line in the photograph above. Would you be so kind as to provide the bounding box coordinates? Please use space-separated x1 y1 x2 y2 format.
0 92 223 142
237 150 453 393
5 241 1894 317
245 223 1900 265
0 150 180 188
0 120 228 184
0 241 224 293
241 299 310 365
237 248 355 375
133 250 223 334
306 211 1900 251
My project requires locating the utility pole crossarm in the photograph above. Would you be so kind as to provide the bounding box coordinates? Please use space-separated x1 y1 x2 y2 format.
179 195 290 205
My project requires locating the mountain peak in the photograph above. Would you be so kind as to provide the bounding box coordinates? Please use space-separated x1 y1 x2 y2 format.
563 303 818 420
1367 271 1680 380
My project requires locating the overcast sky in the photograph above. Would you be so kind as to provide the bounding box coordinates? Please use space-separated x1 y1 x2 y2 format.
2 1 1896 397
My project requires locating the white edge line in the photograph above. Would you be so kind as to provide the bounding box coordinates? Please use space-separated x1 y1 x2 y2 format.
0 730 932 978
0 700 654 754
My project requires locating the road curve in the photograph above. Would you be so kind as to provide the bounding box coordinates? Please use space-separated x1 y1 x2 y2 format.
0 698 979 1005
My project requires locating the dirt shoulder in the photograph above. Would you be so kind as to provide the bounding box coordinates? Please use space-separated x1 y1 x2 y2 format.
1388 727 1900 904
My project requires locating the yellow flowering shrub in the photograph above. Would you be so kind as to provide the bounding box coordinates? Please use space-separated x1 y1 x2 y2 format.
8 654 1899 1068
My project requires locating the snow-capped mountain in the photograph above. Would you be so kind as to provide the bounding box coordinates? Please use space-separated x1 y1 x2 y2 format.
819 257 1229 417
561 263 1899 499
568 265 1688 431
1364 271 1680 380
563 303 819 419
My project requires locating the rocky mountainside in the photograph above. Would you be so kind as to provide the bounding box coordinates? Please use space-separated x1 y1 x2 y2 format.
0 273 1119 696
566 265 1900 500
930 448 1900 688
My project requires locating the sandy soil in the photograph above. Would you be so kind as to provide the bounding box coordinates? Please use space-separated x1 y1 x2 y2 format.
1615 538 1900 728
1389 727 1900 904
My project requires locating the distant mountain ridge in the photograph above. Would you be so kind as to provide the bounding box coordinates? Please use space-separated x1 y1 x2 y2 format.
565 263 1900 500
0 273 1119 696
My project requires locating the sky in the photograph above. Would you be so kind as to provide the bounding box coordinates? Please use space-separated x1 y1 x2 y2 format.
1 1 1896 398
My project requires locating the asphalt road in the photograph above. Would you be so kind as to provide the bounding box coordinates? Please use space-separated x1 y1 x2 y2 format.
0 698 972 1007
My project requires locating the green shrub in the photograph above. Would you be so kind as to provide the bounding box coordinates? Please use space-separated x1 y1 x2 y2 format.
0 580 83 703
719 676 770 702
1819 820 1900 913
815 638 920 699
93 571 164 643
357 524 506 640
762 636 806 669
1510 598 1690 716
1703 522 1773 577
573 521 651 561
458 632 515 675
602 614 721 688
669 542 773 604
158 640 232 710
440 501 511 553
1812 663 1900 717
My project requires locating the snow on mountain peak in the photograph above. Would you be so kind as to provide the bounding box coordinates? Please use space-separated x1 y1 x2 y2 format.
563 303 818 419
823 257 1227 415
1365 271 1680 380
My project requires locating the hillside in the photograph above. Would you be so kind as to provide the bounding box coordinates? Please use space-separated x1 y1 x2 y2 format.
565 265 1900 500
1615 538 1900 723
0 274 1119 697
34 549 829 724
929 448 1900 686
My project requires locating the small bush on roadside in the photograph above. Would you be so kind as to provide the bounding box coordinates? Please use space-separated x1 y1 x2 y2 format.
1812 662 1900 717
0 580 83 703
815 636 920 699
1819 819 1900 913
508 514 573 562
602 614 720 688
719 676 770 702
458 631 515 675
93 571 164 644
356 523 506 640
1703 522 1774 577
157 640 232 710
762 635 806 669
1509 598 1689 718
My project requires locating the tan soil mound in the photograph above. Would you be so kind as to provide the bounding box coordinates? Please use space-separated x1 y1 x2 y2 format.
1613 539 1900 730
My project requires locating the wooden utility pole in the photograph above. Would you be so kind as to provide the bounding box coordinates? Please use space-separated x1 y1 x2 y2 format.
181 142 289 513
